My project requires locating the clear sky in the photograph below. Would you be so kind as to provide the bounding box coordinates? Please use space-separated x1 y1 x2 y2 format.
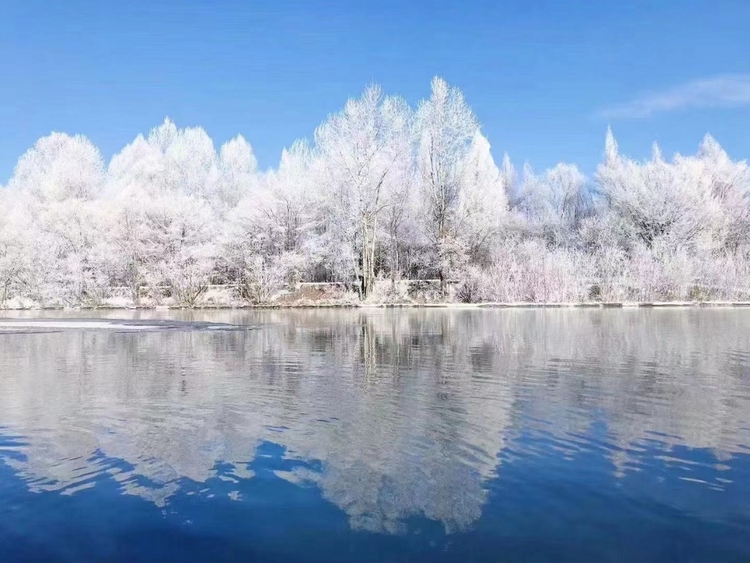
1 0 749 183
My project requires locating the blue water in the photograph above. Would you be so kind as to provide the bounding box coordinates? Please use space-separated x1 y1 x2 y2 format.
0 309 748 562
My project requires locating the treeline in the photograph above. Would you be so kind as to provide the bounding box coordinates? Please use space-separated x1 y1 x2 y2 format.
1 77 749 307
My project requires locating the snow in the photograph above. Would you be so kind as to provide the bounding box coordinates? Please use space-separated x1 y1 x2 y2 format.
1 79 749 307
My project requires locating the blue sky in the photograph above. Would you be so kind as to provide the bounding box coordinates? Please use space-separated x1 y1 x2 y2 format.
1 0 749 183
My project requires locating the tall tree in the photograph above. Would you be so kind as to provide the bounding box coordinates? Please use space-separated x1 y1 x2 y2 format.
314 85 412 297
415 77 480 292
518 162 589 246
8 133 109 304
107 120 220 304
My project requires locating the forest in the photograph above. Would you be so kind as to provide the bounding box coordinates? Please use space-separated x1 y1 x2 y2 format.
1 77 749 307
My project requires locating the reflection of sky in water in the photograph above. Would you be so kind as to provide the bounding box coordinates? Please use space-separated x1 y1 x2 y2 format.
0 309 749 561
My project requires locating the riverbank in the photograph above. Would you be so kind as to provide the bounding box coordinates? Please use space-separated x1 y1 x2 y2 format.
5 278 750 311
4 301 750 311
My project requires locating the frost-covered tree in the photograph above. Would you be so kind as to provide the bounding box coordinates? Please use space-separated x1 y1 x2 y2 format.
219 139 317 302
2 81 750 307
107 120 220 304
518 162 589 246
500 153 519 207
596 128 707 249
143 194 217 306
0 188 33 304
314 85 412 297
215 135 258 213
10 132 104 203
7 133 110 305
415 77 480 291
675 134 750 253
591 130 750 300
266 140 316 256
458 131 509 263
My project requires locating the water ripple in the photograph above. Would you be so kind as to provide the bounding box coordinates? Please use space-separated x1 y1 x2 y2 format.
0 309 748 558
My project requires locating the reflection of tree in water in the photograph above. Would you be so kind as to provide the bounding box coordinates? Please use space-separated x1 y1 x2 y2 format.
0 309 748 530
261 311 513 532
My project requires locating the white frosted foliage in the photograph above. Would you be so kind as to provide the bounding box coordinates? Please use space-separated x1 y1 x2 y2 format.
2 82 749 306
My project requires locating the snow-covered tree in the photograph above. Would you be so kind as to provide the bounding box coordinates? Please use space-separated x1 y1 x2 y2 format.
0 188 33 304
518 162 589 246
215 135 258 213
596 128 706 249
314 85 412 297
7 133 110 305
2 81 750 307
107 120 220 304
457 131 509 264
10 132 104 202
675 134 750 253
415 77 480 291
500 153 519 207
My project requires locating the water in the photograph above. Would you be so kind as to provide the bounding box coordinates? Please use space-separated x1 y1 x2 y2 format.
0 308 749 562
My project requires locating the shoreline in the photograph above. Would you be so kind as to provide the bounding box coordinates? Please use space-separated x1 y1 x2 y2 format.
3 301 750 311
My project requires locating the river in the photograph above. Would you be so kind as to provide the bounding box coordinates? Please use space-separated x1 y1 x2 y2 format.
0 309 748 561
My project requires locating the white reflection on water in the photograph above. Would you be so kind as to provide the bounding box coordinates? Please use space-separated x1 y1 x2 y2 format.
0 309 749 532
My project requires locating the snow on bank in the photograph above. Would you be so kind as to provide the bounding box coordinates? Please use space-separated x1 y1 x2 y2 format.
3 301 750 315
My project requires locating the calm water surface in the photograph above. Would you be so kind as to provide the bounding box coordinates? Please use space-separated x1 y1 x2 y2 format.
0 309 749 562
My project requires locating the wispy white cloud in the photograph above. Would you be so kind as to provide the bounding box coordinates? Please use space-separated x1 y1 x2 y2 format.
599 74 750 119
